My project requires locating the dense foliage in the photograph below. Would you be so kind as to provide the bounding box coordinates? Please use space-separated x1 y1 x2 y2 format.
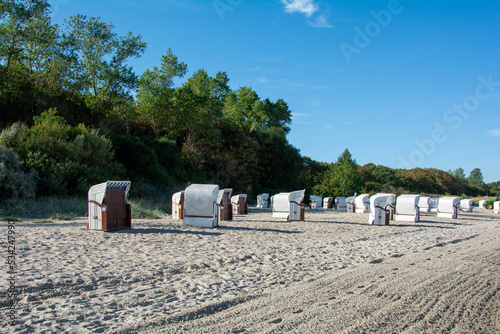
0 0 496 203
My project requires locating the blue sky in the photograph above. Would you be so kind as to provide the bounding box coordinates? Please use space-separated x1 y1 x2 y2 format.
49 0 500 183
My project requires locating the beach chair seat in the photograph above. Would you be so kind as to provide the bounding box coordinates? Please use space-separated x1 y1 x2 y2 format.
494 201 500 214
88 181 131 232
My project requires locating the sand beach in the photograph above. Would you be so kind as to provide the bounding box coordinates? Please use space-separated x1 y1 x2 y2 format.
2 208 499 333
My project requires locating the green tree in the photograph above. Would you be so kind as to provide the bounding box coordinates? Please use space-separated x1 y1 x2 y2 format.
318 149 364 197
63 14 146 122
136 48 187 137
468 168 484 189
222 87 292 133
0 0 66 123
452 167 466 181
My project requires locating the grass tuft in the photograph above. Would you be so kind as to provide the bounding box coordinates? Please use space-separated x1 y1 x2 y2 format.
0 217 21 222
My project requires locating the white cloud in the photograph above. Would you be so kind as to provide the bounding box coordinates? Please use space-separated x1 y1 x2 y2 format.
487 129 500 137
281 0 318 18
308 14 333 28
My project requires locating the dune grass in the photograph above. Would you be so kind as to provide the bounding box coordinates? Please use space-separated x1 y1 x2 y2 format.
0 195 171 220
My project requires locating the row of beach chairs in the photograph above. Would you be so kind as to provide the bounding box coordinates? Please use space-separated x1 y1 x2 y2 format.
86 181 498 231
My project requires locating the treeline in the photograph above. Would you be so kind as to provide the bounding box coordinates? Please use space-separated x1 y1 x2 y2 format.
0 1 497 203
312 149 496 199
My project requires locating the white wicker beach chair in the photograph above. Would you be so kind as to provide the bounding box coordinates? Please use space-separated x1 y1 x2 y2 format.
257 193 270 208
88 181 131 231
369 194 391 225
183 184 219 228
418 196 431 212
436 197 460 219
355 194 370 213
231 194 248 215
460 199 473 212
395 195 420 222
272 190 305 221
309 195 322 210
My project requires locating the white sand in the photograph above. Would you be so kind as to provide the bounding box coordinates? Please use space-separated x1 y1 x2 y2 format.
2 208 499 333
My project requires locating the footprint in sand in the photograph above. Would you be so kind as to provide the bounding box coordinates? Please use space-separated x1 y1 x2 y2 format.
369 259 384 264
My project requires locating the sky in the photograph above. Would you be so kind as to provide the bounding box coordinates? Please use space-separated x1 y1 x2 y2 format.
49 0 500 183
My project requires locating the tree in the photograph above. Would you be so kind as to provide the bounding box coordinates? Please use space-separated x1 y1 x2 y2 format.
317 149 364 197
63 14 146 122
0 0 64 123
468 168 484 188
222 87 292 133
452 167 466 181
136 48 187 137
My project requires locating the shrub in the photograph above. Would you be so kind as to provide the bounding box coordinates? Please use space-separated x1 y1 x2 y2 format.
0 147 38 199
0 109 125 195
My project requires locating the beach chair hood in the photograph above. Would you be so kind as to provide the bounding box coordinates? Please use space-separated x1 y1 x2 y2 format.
184 184 219 217
88 181 131 205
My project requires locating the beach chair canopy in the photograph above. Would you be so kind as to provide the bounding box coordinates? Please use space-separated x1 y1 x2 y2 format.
184 184 219 218
272 190 304 209
370 194 391 212
396 195 420 215
217 188 233 204
460 199 473 212
382 194 396 207
355 194 370 205
310 195 322 208
310 195 322 203
437 197 460 214
335 197 348 206
290 190 305 204
418 196 431 209
355 194 370 212
88 181 131 204
231 194 247 204
273 193 291 213
335 197 347 206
